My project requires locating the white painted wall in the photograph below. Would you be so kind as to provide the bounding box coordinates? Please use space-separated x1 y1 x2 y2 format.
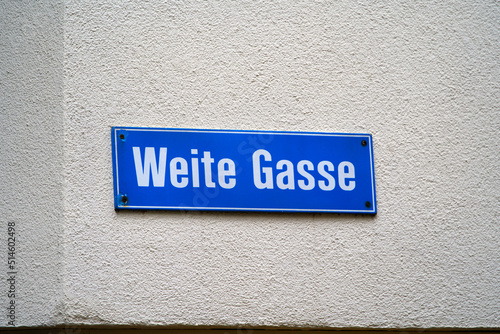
1 0 499 328
0 0 65 326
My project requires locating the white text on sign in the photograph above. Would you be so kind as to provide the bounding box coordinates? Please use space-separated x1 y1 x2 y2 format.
133 147 355 191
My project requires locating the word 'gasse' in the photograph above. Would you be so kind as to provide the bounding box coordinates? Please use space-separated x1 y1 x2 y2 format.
252 149 355 191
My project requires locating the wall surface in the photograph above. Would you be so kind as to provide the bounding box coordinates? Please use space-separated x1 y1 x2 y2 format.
2 0 500 329
0 0 65 326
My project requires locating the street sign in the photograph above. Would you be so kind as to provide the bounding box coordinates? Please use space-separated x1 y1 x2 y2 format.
112 127 377 213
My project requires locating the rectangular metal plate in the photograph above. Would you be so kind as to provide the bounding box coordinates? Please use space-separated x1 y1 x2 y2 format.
112 127 377 213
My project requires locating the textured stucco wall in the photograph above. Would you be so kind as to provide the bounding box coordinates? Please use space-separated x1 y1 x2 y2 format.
0 0 65 326
2 0 500 328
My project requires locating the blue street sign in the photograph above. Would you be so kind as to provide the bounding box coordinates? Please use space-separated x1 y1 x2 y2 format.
112 127 377 214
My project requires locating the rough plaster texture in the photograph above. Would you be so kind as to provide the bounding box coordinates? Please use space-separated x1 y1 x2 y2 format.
1 0 500 329
0 0 65 326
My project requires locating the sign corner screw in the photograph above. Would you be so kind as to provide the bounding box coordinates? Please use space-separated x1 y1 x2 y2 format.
120 195 128 205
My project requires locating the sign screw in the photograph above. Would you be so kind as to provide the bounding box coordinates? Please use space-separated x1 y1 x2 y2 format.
365 201 371 208
361 140 367 146
120 195 128 205
119 134 125 140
